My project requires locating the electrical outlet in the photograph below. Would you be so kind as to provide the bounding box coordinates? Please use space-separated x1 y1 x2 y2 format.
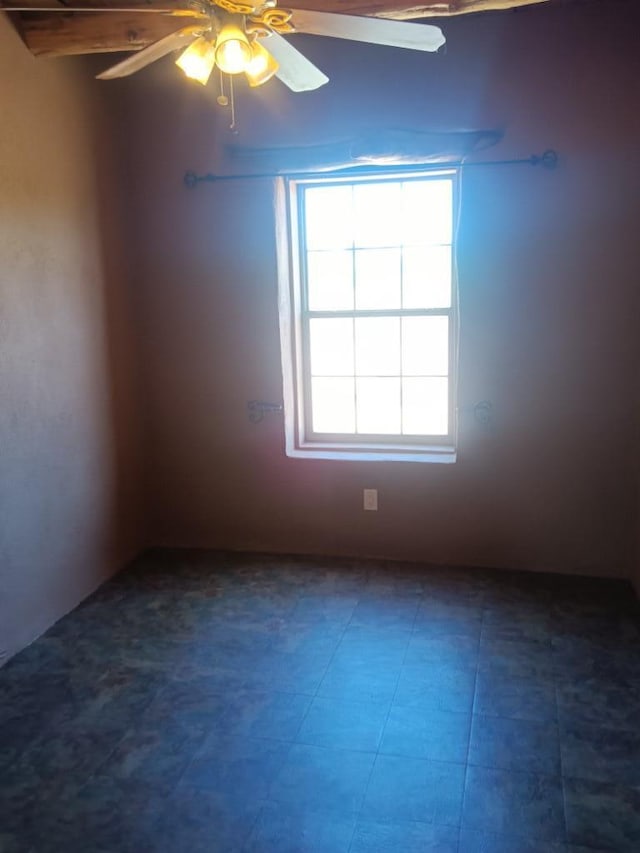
363 488 378 511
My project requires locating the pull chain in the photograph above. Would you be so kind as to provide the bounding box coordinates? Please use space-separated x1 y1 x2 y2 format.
216 69 228 107
215 70 239 132
229 74 237 133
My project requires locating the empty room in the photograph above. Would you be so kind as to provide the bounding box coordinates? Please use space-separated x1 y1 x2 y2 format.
1 0 639 850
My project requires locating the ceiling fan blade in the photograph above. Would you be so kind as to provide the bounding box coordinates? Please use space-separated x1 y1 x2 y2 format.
265 32 328 93
289 10 445 53
96 24 202 79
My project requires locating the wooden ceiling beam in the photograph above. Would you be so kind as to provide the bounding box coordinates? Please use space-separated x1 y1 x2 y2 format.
1 1 198 11
17 11 201 55
6 0 565 58
3 0 563 19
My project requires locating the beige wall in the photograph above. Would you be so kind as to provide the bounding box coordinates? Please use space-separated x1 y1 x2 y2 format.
636 507 640 596
123 0 640 581
0 15 144 661
636 442 640 597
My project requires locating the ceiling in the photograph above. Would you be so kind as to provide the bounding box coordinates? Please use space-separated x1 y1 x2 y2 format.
3 0 572 58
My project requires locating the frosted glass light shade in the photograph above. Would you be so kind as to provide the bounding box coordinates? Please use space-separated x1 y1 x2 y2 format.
175 37 216 85
245 39 279 87
215 24 251 74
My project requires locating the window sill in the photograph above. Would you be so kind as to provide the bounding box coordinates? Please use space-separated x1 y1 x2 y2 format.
285 444 457 464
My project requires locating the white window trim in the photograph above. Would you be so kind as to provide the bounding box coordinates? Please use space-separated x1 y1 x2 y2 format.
275 171 459 464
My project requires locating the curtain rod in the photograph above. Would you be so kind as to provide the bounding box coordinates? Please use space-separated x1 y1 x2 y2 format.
183 149 558 188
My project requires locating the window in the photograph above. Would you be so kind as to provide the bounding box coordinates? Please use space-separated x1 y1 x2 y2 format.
277 170 458 462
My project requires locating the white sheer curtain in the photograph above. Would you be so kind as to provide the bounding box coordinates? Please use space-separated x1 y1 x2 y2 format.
226 129 502 175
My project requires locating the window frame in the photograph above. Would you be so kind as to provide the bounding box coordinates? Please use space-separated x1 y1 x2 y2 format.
276 168 459 463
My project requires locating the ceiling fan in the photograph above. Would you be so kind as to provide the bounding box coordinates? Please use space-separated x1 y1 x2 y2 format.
3 1 446 93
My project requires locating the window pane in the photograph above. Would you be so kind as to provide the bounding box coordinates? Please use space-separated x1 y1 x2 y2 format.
353 182 401 247
307 250 353 311
305 186 353 249
310 318 354 376
312 378 356 433
355 248 401 310
356 378 401 434
401 179 453 246
402 377 449 435
355 317 400 376
402 316 449 376
402 245 452 309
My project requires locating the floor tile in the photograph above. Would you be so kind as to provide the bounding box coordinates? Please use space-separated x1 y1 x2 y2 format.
69 779 164 851
552 637 640 685
97 715 208 795
478 637 554 680
223 689 312 742
462 765 565 843
362 572 424 599
564 776 640 852
253 651 333 695
349 597 420 630
296 695 387 752
458 827 567 852
481 608 554 644
317 659 399 705
0 635 77 676
556 673 640 731
180 734 290 800
0 711 55 774
560 720 640 787
85 665 164 722
405 632 479 669
12 776 160 853
416 599 483 623
553 610 640 648
0 830 26 853
144 677 230 728
169 659 250 691
473 670 556 722
335 625 413 666
0 669 89 727
269 743 375 817
414 603 482 639
0 769 60 842
361 754 465 826
293 593 359 626
351 818 459 852
245 802 355 852
567 847 609 853
469 715 561 775
394 662 476 714
269 621 343 657
2 711 127 801
380 705 471 763
154 787 262 853
421 578 485 609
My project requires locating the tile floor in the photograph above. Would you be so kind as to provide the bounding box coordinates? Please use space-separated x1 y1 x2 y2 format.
1 550 639 852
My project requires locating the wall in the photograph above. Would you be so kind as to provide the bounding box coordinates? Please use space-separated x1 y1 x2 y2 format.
0 15 144 662
126 0 640 579
635 432 640 597
636 498 640 597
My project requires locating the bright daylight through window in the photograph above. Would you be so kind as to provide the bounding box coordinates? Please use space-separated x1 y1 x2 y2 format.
278 170 458 462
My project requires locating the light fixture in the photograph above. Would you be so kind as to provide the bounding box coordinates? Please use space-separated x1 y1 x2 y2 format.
245 38 279 87
215 14 252 75
175 36 216 86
